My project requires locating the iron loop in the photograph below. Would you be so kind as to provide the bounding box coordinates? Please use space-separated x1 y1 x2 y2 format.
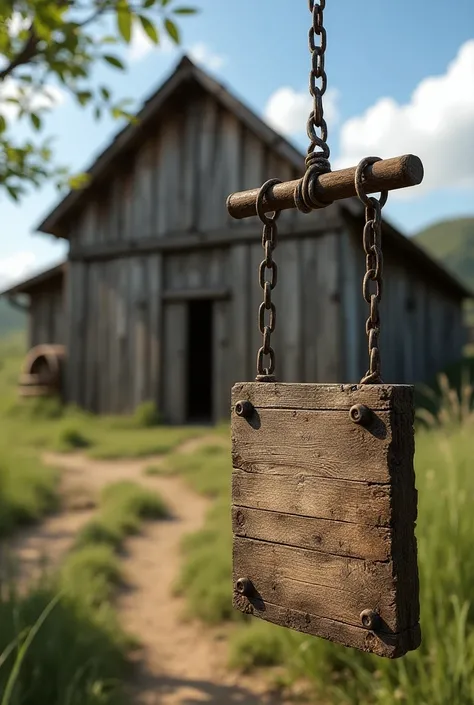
355 157 389 208
256 179 282 226
363 271 382 303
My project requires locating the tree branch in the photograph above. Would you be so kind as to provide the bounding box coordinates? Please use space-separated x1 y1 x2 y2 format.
0 28 39 82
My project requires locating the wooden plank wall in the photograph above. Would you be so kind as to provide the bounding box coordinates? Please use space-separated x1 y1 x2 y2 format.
29 286 65 349
232 232 343 388
341 228 465 385
64 83 466 418
71 87 335 250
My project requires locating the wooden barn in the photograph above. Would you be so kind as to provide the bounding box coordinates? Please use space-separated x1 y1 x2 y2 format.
2 56 469 423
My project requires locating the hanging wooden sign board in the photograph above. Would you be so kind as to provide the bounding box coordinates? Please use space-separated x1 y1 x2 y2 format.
231 382 420 658
228 1 422 660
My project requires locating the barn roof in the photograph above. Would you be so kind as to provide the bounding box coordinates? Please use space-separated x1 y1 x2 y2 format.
0 261 66 296
35 55 470 300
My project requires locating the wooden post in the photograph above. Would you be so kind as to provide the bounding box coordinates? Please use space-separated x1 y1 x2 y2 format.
226 154 423 220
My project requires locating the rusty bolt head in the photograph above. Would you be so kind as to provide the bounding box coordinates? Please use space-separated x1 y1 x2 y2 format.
360 609 381 631
235 400 254 418
349 404 372 426
235 577 253 597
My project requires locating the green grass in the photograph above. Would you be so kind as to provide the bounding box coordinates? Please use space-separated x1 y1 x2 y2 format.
226 424 474 704
75 481 169 551
0 449 59 538
159 384 474 704
160 443 230 498
0 480 169 704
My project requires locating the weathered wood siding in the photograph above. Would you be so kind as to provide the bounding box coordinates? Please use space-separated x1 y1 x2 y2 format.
66 86 340 420
29 283 65 349
340 227 465 384
61 83 466 421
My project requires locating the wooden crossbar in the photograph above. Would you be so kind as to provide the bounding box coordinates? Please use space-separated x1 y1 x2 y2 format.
226 154 424 220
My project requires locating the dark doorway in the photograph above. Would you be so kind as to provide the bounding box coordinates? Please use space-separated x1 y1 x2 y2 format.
186 300 213 422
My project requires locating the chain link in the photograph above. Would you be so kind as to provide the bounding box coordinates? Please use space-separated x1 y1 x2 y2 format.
355 157 388 385
256 179 281 380
294 0 333 213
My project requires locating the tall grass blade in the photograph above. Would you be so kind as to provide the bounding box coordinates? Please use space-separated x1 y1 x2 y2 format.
1 594 61 705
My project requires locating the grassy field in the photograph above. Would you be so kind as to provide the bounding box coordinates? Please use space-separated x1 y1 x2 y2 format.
158 385 474 703
0 479 170 705
2 331 474 703
0 334 181 704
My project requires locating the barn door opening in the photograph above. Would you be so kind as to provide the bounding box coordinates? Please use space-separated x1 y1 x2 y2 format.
186 300 213 423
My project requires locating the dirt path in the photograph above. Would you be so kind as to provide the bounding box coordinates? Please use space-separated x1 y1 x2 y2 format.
1 439 290 704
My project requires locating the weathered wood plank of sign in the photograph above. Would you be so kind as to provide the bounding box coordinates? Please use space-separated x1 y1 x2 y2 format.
231 383 420 659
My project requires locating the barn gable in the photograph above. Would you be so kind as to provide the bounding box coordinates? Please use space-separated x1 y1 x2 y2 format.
38 56 338 248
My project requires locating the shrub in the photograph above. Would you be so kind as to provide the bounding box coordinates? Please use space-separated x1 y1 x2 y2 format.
133 401 162 428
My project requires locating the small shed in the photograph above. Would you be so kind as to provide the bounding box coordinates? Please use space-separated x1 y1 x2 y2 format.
2 262 66 349
2 56 470 423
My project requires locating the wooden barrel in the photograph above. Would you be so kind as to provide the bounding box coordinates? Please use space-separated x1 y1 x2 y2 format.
18 345 66 398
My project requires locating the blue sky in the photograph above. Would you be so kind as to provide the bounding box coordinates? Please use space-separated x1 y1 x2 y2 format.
1 0 473 286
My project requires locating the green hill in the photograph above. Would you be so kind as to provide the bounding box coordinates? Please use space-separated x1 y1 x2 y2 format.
0 297 26 336
413 216 474 293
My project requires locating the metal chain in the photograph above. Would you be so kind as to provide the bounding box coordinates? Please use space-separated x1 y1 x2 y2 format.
256 179 281 381
294 0 332 213
355 157 388 385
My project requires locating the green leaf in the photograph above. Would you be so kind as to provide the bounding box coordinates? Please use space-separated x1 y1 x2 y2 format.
68 172 90 190
173 7 197 14
6 185 20 202
76 91 92 106
164 18 180 44
100 86 111 101
143 0 156 6
94 105 102 120
117 7 133 43
161 0 172 6
103 54 125 70
30 113 42 131
0 115 6 134
138 15 159 43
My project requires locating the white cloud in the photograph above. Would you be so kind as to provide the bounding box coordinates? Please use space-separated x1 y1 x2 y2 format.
128 22 174 62
264 86 339 138
335 40 474 198
0 251 37 290
188 42 226 71
0 78 65 121
128 23 227 72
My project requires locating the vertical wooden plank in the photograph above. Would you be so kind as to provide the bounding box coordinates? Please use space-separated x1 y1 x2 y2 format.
157 117 180 236
182 96 201 233
133 138 156 239
147 253 163 411
132 257 148 409
221 111 242 229
231 244 251 382
163 302 187 424
213 300 231 422
115 259 130 413
197 95 220 232
110 259 123 414
339 230 360 382
97 262 109 414
316 232 342 382
300 238 318 383
277 239 301 382
65 262 87 407
85 263 99 412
